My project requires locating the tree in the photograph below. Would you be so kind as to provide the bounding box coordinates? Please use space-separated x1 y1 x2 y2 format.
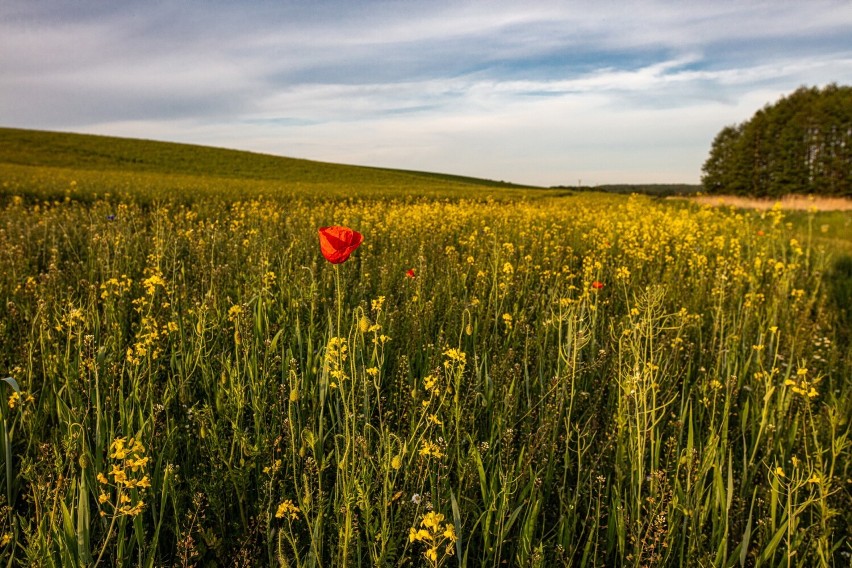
702 84 852 196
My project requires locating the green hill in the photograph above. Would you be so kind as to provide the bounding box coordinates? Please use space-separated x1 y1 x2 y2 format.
0 127 533 190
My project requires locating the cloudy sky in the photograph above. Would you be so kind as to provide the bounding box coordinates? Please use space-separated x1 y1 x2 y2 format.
1 1 850 186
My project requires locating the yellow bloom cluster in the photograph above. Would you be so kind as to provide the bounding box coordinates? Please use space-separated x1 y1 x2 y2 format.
100 274 133 299
784 367 821 399
7 390 34 410
324 336 349 388
142 273 167 296
442 349 466 369
97 436 151 517
409 511 457 564
419 440 444 460
275 499 301 520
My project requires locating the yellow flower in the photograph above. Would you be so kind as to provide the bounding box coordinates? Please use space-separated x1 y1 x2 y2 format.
142 274 166 295
227 304 243 321
97 472 109 484
443 523 457 542
119 501 145 517
423 375 438 391
275 499 300 520
110 465 128 484
421 511 445 530
110 437 128 459
127 456 149 472
419 441 444 459
443 348 466 365
425 547 438 562
391 455 402 470
775 466 785 478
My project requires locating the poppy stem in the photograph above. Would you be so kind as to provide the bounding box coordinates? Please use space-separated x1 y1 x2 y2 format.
334 264 342 337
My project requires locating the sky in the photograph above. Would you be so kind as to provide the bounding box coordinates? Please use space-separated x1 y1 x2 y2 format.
1 1 851 187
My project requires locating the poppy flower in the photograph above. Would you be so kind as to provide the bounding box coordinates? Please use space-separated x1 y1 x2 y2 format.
591 281 604 290
318 226 363 264
406 268 416 278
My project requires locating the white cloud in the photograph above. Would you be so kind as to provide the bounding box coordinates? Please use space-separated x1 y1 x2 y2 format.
1 0 850 185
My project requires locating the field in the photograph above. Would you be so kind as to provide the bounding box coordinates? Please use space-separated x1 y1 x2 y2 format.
0 129 850 567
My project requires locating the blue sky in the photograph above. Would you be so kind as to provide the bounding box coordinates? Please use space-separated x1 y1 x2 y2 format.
1 1 850 186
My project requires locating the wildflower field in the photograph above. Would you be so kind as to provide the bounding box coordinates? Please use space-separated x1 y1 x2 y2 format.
0 130 851 567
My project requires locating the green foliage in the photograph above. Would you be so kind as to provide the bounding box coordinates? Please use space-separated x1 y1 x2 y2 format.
702 84 852 197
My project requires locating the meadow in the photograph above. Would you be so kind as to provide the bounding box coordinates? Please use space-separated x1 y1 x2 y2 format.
0 129 850 567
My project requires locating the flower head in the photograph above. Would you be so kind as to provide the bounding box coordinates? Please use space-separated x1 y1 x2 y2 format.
318 226 363 264
275 499 301 520
591 281 604 290
406 268 416 278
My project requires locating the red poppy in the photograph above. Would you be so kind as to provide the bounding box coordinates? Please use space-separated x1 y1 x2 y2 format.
591 280 604 290
318 226 363 264
756 230 765 236
406 268 416 279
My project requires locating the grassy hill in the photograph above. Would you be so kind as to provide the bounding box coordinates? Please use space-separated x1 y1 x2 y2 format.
0 127 534 192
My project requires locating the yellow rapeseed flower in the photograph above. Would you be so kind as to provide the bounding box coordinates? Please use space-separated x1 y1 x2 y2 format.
275 500 301 520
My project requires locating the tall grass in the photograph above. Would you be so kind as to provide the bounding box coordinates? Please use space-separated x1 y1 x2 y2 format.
0 173 849 566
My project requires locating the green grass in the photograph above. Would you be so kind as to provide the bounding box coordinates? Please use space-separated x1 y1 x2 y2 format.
0 127 535 189
0 128 850 567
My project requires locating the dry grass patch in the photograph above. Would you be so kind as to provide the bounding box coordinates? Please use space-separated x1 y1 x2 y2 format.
681 193 852 211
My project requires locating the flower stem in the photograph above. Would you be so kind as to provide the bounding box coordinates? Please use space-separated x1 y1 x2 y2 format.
334 264 342 337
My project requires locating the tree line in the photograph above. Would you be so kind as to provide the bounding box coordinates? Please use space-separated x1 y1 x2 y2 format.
702 84 851 196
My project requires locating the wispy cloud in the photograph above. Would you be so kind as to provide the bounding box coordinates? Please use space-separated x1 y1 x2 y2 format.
1 0 850 185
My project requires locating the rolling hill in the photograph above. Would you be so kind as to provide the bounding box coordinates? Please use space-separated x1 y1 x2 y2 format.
0 127 533 190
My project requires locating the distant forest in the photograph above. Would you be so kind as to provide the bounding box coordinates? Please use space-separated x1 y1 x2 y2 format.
548 184 701 196
702 84 852 197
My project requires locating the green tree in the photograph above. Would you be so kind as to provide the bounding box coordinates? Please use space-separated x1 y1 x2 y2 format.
702 84 852 196
701 125 743 194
